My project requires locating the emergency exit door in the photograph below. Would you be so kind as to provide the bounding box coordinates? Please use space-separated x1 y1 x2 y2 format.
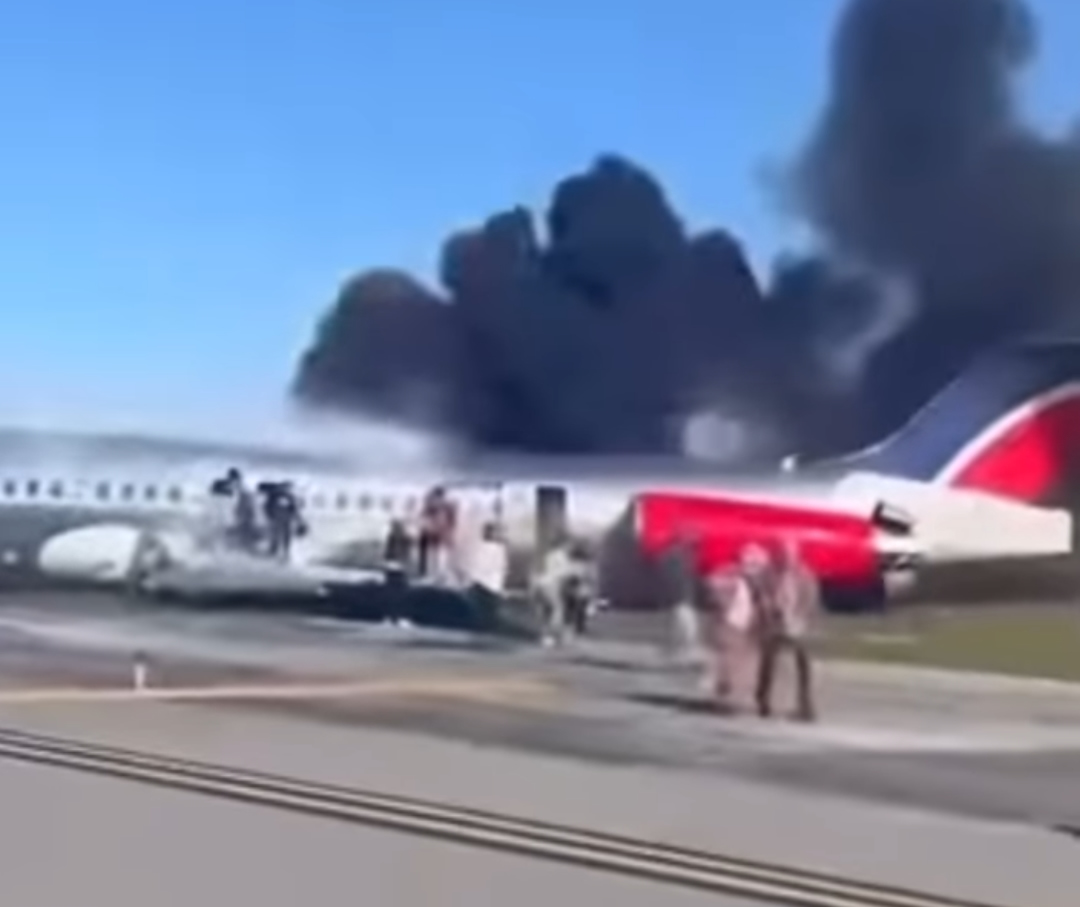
535 485 568 555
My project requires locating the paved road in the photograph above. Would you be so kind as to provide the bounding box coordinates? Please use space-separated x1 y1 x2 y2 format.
0 696 1076 907
4 592 1080 852
0 754 758 907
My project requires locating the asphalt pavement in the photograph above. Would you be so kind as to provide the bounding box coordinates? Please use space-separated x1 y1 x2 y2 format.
0 589 1080 905
0 755 763 907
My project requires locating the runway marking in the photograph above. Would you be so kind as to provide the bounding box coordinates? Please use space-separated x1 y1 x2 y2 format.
0 725 1003 907
0 674 559 706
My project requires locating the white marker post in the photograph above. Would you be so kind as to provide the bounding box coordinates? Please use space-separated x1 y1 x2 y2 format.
132 651 149 692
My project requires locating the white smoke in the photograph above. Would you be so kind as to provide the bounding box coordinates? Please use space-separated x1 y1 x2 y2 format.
0 384 454 474
822 271 918 389
680 408 776 463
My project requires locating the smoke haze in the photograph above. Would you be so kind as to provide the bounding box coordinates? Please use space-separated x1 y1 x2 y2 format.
293 0 1080 462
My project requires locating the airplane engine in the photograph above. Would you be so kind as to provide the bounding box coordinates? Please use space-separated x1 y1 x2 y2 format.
37 523 189 586
631 491 917 613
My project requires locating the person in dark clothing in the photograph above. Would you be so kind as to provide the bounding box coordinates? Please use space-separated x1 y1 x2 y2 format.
417 486 456 578
754 538 820 722
382 519 415 627
260 481 302 561
562 540 596 637
383 519 414 575
233 484 259 553
661 528 704 659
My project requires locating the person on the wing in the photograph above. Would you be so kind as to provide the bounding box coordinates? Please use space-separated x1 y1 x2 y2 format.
462 520 510 632
382 518 415 628
418 486 457 581
221 468 258 553
263 481 303 562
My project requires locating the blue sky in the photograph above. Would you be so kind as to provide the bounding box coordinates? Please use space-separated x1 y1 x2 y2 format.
0 0 1076 439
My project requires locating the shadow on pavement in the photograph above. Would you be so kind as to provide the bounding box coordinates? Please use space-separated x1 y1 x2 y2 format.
626 690 726 716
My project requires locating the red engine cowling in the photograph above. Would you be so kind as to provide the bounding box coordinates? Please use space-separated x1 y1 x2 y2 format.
633 491 887 610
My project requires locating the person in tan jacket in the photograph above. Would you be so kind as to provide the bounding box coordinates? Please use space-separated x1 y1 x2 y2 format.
754 536 821 722
707 543 770 713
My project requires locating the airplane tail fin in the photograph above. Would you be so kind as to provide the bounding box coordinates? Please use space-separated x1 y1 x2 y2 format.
843 339 1080 506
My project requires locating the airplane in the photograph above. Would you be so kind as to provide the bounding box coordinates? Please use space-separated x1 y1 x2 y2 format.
0 338 1078 613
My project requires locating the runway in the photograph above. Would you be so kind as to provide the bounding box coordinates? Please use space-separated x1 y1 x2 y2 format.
0 725 986 907
0 753 763 907
0 590 1077 905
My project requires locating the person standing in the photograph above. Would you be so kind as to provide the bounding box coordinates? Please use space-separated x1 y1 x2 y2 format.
232 477 259 554
418 486 457 581
754 537 820 722
263 482 301 562
463 521 510 632
563 540 597 637
662 528 705 663
535 533 573 647
706 546 768 713
382 518 415 628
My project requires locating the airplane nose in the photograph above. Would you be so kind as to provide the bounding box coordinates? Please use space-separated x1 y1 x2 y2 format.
38 525 143 581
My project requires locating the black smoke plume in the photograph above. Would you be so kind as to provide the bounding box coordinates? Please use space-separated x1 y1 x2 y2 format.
799 0 1080 441
293 0 1080 461
295 156 806 458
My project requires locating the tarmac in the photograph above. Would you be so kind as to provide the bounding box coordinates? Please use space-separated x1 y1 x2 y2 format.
0 590 1079 905
0 754 763 907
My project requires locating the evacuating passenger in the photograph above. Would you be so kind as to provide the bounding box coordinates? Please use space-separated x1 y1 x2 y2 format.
463 521 509 632
206 476 236 548
381 518 415 629
223 467 243 494
263 482 301 562
705 558 758 713
662 528 705 663
233 481 259 553
384 518 415 576
535 533 593 647
418 486 457 580
217 468 257 552
755 537 820 722
535 534 571 647
563 540 597 637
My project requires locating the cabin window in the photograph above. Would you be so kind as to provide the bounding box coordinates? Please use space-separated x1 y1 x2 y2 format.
48 480 64 499
379 495 393 512
311 493 325 509
2 480 15 497
25 480 39 498
335 492 349 511
167 486 183 504
95 482 111 501
120 484 135 502
357 493 371 511
143 485 158 502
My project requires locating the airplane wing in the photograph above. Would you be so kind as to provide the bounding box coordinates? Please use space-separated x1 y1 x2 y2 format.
140 550 384 598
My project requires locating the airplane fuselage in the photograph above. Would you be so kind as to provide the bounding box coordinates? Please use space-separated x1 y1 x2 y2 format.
0 442 858 599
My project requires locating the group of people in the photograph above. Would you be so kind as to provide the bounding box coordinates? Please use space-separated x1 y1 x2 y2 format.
381 487 511 630
207 468 306 561
665 532 820 722
381 485 462 583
